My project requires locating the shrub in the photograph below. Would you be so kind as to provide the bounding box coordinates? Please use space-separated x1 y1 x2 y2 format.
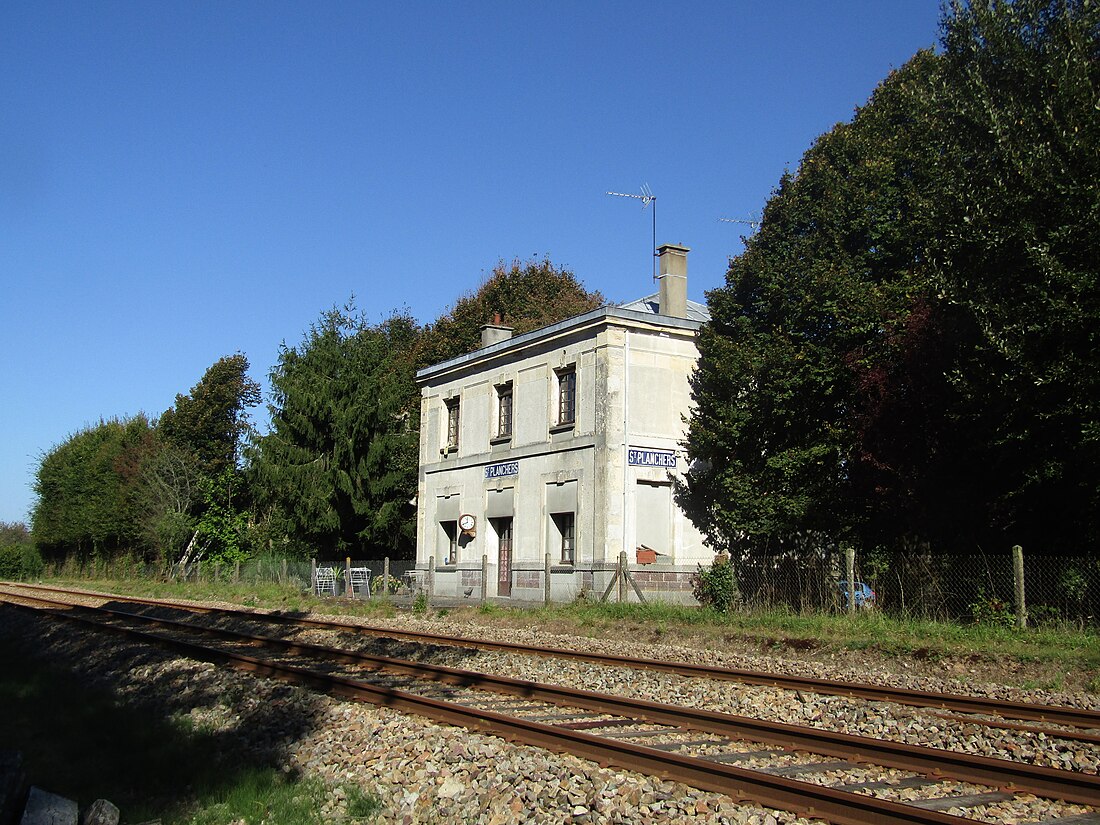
969 588 1014 627
370 573 402 595
691 554 739 612
0 544 45 580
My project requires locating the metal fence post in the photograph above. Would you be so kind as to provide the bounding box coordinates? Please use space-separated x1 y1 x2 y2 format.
846 546 856 615
481 554 488 603
427 555 435 605
383 557 391 600
544 553 552 606
618 551 628 603
1013 544 1027 629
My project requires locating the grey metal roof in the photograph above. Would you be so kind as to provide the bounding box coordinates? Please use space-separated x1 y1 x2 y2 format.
618 293 711 323
416 299 706 383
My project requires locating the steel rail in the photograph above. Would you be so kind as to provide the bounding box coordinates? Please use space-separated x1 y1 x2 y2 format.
5 590 1099 810
0 596 976 825
8 580 1099 733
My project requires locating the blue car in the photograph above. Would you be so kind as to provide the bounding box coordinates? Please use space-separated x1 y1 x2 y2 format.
838 580 876 608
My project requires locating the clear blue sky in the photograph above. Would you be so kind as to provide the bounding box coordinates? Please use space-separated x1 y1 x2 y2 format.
0 1 942 525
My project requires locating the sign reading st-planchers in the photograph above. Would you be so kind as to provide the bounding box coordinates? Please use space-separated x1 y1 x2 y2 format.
485 460 520 479
628 448 677 468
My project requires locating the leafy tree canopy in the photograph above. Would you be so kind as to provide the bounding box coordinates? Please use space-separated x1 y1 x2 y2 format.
417 257 605 367
32 416 155 557
159 353 261 478
681 0 1099 557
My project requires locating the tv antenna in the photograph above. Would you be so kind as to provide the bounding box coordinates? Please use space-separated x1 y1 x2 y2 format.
607 184 657 280
719 216 761 232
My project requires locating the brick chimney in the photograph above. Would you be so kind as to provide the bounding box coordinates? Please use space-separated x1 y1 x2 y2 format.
480 313 514 348
657 244 689 318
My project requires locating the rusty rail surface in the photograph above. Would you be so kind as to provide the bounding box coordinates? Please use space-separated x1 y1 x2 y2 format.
8 580 1100 732
1 593 981 825
4 588 1100 821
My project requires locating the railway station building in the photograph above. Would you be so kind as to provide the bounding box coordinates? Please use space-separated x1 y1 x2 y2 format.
413 244 712 603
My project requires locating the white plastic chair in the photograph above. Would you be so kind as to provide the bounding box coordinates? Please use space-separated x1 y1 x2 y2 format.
315 567 337 597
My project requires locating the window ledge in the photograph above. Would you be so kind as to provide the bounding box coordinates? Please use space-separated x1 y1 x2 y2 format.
549 422 575 435
489 435 512 446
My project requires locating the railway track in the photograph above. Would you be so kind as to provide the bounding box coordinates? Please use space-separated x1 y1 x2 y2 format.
2 583 1099 825
9 580 1100 736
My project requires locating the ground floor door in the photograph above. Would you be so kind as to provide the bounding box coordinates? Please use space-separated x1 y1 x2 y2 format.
494 517 513 597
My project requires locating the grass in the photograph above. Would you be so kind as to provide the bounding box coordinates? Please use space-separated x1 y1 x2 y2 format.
0 620 380 824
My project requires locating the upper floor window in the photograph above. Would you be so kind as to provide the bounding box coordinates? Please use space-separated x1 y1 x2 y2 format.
444 397 460 451
556 366 576 427
496 382 513 439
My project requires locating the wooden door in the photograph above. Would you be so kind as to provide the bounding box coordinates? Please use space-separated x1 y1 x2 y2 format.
496 517 512 597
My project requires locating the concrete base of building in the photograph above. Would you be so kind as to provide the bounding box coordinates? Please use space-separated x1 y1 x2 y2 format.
415 562 700 606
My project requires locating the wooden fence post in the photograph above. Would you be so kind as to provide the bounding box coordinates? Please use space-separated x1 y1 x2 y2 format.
383 557 391 600
345 556 352 598
1013 544 1027 629
281 558 287 585
544 553 552 606
618 551 628 603
234 561 241 584
481 554 488 603
427 555 436 605
311 558 317 594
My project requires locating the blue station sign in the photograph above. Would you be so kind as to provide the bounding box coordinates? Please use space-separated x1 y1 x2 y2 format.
485 460 520 479
628 448 677 468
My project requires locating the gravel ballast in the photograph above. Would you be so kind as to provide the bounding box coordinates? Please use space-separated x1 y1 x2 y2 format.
3 589 1098 824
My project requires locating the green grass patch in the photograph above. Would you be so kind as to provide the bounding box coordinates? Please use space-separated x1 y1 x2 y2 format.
189 771 380 825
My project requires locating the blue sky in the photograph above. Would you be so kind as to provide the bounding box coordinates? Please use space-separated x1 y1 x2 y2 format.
0 1 943 525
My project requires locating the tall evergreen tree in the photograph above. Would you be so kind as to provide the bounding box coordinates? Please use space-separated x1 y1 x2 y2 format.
249 306 422 557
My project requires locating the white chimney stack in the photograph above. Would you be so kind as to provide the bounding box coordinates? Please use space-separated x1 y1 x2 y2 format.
480 313 514 348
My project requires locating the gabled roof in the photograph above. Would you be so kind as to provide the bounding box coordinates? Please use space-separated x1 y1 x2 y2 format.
618 293 711 323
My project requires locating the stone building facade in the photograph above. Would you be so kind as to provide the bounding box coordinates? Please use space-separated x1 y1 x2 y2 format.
413 244 711 603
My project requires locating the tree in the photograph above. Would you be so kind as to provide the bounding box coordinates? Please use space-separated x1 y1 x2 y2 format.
249 306 422 557
416 258 605 367
679 52 943 555
681 0 1099 558
32 416 156 558
923 0 1100 551
158 354 261 565
159 354 261 479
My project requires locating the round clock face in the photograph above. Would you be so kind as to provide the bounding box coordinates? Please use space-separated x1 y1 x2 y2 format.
459 514 475 531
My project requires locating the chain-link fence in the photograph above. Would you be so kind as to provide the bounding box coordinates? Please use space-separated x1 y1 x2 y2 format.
42 553 419 598
730 545 1100 626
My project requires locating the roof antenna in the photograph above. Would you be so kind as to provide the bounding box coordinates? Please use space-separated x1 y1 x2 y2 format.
718 216 761 232
607 184 657 281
